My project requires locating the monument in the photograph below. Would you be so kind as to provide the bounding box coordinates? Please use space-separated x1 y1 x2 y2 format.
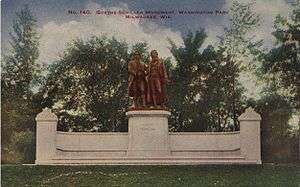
126 50 171 157
35 49 262 165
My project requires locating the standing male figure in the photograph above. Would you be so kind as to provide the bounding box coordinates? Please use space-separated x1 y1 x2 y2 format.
147 50 169 108
128 51 148 109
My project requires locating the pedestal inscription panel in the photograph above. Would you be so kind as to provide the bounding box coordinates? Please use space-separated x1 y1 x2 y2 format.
126 110 171 157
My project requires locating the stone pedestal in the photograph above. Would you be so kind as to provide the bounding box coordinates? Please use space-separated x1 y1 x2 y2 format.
35 108 58 164
238 107 262 164
126 110 171 157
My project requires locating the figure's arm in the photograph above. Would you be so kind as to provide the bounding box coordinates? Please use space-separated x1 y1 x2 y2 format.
128 61 136 76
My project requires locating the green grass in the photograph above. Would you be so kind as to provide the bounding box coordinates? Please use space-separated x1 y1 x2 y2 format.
1 164 299 187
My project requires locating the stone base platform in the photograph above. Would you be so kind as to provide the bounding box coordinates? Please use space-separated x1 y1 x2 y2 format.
36 156 261 165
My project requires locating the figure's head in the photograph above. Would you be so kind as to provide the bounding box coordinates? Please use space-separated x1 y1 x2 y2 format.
150 50 158 59
133 51 141 61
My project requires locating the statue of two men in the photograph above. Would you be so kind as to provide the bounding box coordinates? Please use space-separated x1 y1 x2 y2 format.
128 50 169 109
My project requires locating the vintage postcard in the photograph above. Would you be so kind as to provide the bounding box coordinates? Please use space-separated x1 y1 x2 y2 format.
1 0 299 186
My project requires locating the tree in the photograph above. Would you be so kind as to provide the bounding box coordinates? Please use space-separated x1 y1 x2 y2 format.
42 39 176 132
131 42 150 64
258 2 300 161
255 83 295 162
216 1 262 128
1 5 42 163
167 1 261 132
42 37 130 132
200 46 246 131
168 30 209 131
262 2 300 109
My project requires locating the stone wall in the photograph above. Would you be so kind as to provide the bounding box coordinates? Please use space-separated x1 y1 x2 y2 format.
56 132 128 157
170 132 241 157
35 108 261 165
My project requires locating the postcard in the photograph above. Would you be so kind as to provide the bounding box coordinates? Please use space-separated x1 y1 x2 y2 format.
1 0 299 186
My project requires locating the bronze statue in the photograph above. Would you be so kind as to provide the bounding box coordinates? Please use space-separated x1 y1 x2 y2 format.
128 50 169 109
147 50 169 108
128 51 148 109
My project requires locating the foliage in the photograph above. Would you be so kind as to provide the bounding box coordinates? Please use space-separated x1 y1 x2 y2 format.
219 1 263 69
168 30 208 131
1 5 42 163
261 3 300 109
2 130 36 164
42 37 130 132
255 83 295 162
199 46 246 131
256 2 300 161
131 42 150 64
168 34 246 131
216 1 262 127
167 1 261 132
42 37 175 132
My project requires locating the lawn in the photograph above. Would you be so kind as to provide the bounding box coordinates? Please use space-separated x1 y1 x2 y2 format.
1 164 299 186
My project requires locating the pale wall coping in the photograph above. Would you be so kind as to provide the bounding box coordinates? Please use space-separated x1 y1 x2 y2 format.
238 107 261 121
56 147 240 152
57 131 128 135
126 110 171 117
57 131 239 135
171 148 240 152
170 131 240 135
36 108 58 121
56 147 127 152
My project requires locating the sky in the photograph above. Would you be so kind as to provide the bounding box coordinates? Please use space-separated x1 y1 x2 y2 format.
0 0 297 99
2 0 295 63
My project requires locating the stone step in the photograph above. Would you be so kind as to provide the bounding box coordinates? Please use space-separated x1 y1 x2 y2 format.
33 156 261 165
37 157 261 165
52 156 245 161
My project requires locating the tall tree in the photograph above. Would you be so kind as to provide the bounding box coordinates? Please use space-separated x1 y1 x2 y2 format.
43 37 130 132
168 30 211 131
262 2 300 110
217 1 262 127
259 2 300 160
2 5 40 97
1 5 41 163
200 46 245 131
168 1 261 131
